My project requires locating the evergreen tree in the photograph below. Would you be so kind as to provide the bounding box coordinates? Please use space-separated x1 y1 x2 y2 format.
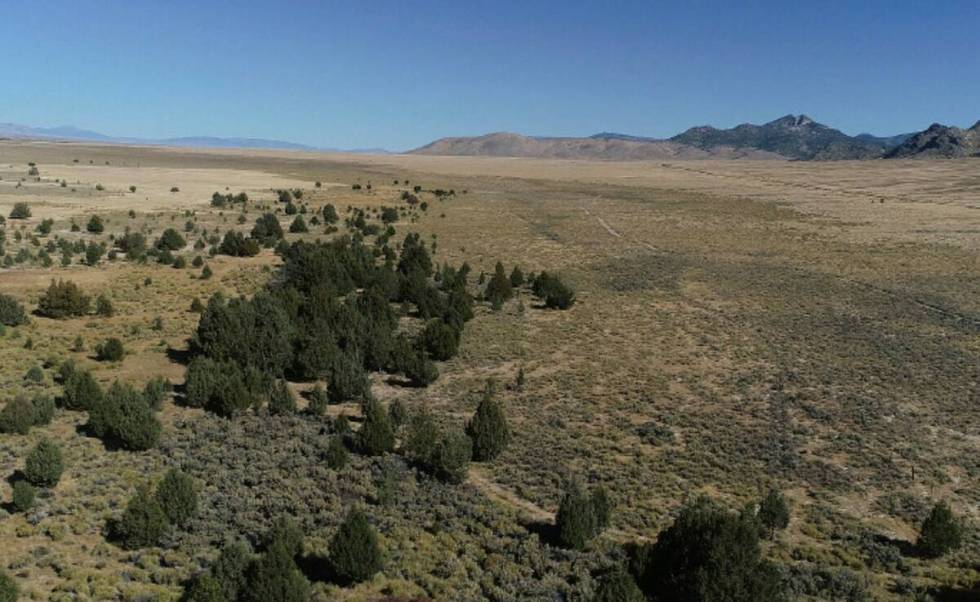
37 279 91 318
242 539 310 602
0 395 36 434
484 261 514 309
328 509 383 584
555 479 600 550
87 381 162 450
430 430 472 484
251 213 284 247
593 567 644 602
917 501 963 558
157 228 187 251
307 384 328 416
325 436 349 469
209 540 252 601
466 382 510 461
268 380 296 415
11 479 36 512
155 468 198 527
24 438 64 487
357 398 395 456
757 488 790 539
62 368 103 410
632 497 785 602
421 319 460 361
0 293 28 326
509 265 525 288
109 485 170 549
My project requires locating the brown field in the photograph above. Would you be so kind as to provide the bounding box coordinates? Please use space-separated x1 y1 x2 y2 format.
0 139 977 601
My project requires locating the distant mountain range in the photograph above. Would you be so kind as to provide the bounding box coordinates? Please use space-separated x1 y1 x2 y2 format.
412 115 979 161
0 122 390 154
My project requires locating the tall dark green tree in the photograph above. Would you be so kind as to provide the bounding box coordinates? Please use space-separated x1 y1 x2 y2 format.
632 497 785 602
155 468 198 527
328 509 383 584
917 501 963 558
757 488 790 539
466 382 510 461
555 479 608 550
24 438 64 487
357 398 395 456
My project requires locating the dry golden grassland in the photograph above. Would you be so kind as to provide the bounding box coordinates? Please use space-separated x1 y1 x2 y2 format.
0 140 977 600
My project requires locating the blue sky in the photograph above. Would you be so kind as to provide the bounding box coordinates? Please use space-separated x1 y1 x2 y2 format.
2 1 978 150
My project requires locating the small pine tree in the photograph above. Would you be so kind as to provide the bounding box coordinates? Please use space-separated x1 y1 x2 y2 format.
109 484 170 549
155 468 198 527
509 265 525 288
11 479 36 512
242 538 310 602
95 337 125 362
430 430 472 484
357 399 395 456
593 567 644 602
307 384 328 416
63 369 103 410
0 293 28 326
917 501 963 558
268 380 296 415
466 382 510 461
24 438 64 487
328 509 383 584
325 436 349 469
95 294 115 317
555 480 599 550
209 540 252 601
0 395 36 434
757 488 790 539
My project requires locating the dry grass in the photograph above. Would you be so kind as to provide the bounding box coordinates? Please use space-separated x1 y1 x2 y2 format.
0 141 977 600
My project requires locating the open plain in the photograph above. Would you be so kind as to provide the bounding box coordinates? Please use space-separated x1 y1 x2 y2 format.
0 140 977 601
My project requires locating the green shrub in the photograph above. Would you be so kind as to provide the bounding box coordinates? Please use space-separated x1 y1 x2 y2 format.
95 294 115 317
357 398 395 456
243 522 309 602
109 485 170 549
24 438 64 487
32 394 56 425
0 293 28 326
9 202 31 219
288 215 308 233
307 384 327 416
632 497 784 602
86 215 105 233
0 395 36 434
268 380 296 415
326 436 349 469
593 567 644 602
156 228 186 251
421 319 459 361
95 337 125 362
0 568 19 602
758 488 791 538
62 369 103 410
328 509 382 584
555 479 608 550
466 383 510 461
143 376 169 410
210 540 252 600
917 501 963 558
218 231 260 257
484 261 514 309
11 479 36 512
429 429 472 484
155 468 197 526
37 279 91 318
87 381 161 450
533 271 575 309
251 213 284 247
24 365 44 384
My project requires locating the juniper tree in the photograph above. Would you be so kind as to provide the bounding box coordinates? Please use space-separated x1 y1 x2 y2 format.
555 479 601 550
268 379 296 415
62 368 103 410
357 398 395 456
917 501 963 558
593 567 644 602
307 384 328 416
0 395 36 435
11 479 35 513
632 497 785 602
326 436 349 469
109 484 170 549
757 488 791 539
0 293 28 326
37 279 91 318
242 536 310 602
87 381 161 450
466 382 510 461
328 509 383 584
484 261 513 309
24 438 64 487
155 468 198 527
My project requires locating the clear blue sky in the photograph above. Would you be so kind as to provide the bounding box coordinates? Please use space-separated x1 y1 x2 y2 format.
2 1 977 150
